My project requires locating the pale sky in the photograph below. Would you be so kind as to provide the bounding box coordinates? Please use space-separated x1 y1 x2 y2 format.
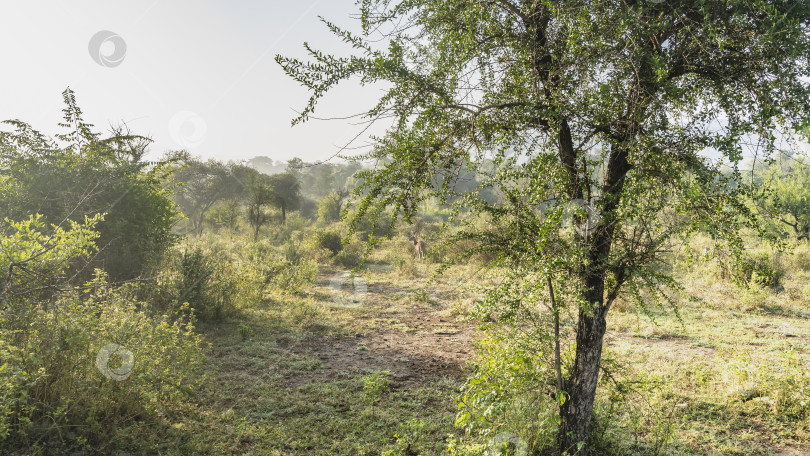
0 0 387 163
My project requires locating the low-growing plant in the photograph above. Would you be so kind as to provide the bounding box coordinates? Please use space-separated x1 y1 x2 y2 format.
163 247 239 321
315 230 343 256
266 257 318 295
455 333 560 454
333 236 365 268
238 323 254 341
381 418 428 456
735 251 785 288
362 370 392 417
0 217 205 453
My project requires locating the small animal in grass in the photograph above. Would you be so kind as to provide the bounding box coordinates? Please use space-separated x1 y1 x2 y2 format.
409 236 426 261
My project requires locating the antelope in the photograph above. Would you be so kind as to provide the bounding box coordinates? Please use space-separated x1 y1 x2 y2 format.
409 236 426 261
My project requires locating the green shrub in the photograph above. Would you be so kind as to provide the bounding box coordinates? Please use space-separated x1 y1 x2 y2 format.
334 249 362 268
735 251 785 288
0 90 179 282
238 324 254 341
266 257 318 295
382 419 429 456
362 370 392 418
348 209 396 239
0 285 204 452
169 247 238 321
284 240 303 263
333 236 365 268
0 216 204 453
455 333 559 454
317 192 342 223
315 230 343 256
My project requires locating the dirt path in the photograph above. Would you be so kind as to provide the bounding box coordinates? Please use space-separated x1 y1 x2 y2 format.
286 303 478 388
282 272 481 388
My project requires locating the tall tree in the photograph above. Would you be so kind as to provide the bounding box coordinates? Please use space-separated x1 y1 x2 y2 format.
278 1 810 452
230 164 273 240
267 172 301 225
313 166 336 198
169 151 239 235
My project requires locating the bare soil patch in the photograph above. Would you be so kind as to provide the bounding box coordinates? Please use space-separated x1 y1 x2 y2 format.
286 303 478 388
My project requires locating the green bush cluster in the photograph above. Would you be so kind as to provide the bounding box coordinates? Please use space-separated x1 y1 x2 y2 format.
0 216 204 453
315 230 343 256
265 256 318 295
317 191 343 223
174 248 238 321
454 333 560 454
735 251 786 288
0 90 179 282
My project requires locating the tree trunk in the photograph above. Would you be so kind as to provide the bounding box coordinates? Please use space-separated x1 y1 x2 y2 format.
558 289 608 455
281 204 286 225
197 213 205 236
557 141 630 454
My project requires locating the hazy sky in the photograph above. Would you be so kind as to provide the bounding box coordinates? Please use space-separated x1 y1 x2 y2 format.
0 0 386 163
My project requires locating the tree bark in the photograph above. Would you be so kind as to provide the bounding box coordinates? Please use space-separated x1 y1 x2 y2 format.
558 141 631 454
558 279 608 454
545 276 564 398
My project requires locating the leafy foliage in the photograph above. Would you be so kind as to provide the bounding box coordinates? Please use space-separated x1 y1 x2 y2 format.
315 230 344 256
0 89 179 281
0 216 204 453
267 172 302 225
279 0 810 451
168 151 243 235
759 153 810 241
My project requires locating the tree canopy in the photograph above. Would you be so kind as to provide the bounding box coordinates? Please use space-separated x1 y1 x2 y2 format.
279 0 810 452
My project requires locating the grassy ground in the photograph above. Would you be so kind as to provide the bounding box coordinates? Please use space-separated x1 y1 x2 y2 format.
107 236 810 455
109 258 477 455
600 264 810 455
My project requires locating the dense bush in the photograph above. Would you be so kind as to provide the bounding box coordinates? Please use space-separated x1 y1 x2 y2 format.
0 89 179 282
265 256 318 295
315 230 343 256
317 192 343 223
173 248 238 321
186 236 318 298
455 333 560 454
735 251 786 288
0 215 204 454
